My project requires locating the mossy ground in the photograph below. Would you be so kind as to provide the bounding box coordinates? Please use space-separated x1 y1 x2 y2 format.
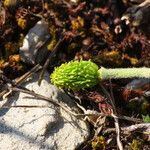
0 0 149 149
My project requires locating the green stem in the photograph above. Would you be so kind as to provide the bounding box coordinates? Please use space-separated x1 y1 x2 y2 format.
98 67 150 80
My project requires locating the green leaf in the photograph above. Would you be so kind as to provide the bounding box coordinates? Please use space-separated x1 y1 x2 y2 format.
142 115 150 123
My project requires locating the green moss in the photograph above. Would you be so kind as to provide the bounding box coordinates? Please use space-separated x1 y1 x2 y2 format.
142 115 150 123
91 136 106 150
131 139 142 150
50 60 99 90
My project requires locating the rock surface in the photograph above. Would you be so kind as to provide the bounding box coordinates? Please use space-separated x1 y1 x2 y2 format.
0 72 89 150
20 20 50 65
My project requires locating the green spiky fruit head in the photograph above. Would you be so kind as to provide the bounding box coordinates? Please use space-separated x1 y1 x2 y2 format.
50 60 99 90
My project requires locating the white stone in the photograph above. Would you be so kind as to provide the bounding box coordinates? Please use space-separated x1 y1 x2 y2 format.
20 20 50 65
0 72 89 150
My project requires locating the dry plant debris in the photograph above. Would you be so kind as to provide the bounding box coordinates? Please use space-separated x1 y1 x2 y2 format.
0 0 150 149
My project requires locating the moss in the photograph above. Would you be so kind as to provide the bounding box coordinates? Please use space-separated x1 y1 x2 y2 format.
131 139 142 150
71 16 84 30
47 25 57 51
4 42 19 57
91 136 106 150
95 50 123 67
0 59 5 69
47 38 57 51
4 0 17 7
17 18 27 30
142 115 150 123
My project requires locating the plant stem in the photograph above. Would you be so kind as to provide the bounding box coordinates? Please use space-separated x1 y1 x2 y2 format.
98 67 150 80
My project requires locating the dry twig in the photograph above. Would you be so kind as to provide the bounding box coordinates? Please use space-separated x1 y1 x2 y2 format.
122 123 150 135
100 82 123 150
0 64 42 100
0 84 142 123
38 36 65 85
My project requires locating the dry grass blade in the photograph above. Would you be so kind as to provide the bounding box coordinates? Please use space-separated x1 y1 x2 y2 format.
100 82 123 150
1 84 142 123
38 36 65 85
0 64 42 100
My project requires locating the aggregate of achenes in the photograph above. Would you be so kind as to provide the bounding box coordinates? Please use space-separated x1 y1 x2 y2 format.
51 60 99 90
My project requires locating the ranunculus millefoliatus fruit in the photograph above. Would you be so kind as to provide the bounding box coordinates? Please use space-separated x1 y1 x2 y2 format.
51 60 150 90
50 61 99 90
